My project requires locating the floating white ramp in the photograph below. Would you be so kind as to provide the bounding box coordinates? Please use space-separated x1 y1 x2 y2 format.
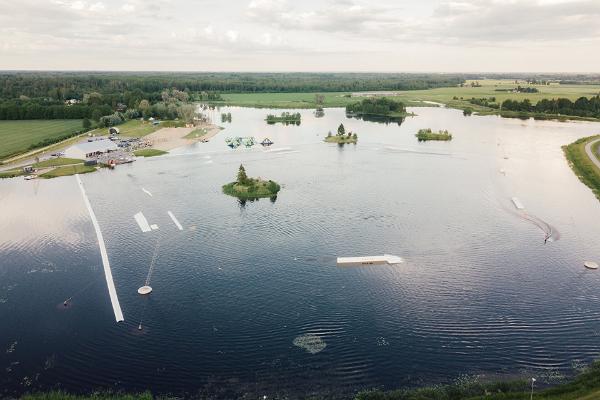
75 175 124 323
511 197 525 210
584 261 599 270
337 254 403 266
167 211 183 230
134 212 152 233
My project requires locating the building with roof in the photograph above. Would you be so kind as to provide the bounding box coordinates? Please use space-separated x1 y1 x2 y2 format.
63 139 118 160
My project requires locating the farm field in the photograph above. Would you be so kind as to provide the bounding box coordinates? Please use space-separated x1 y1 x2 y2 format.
212 80 600 111
0 120 83 161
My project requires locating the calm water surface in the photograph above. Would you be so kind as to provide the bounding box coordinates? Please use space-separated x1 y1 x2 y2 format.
2 107 600 398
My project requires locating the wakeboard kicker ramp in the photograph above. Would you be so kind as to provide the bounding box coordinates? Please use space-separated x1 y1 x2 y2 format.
75 175 124 323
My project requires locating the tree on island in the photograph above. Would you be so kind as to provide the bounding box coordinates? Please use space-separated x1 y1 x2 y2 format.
337 123 346 136
237 164 249 185
315 94 325 106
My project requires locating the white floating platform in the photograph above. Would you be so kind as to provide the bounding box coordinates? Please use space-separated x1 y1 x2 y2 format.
134 212 152 233
76 175 124 323
167 211 183 231
337 254 403 266
138 285 153 295
584 261 599 270
511 197 525 210
150 224 159 230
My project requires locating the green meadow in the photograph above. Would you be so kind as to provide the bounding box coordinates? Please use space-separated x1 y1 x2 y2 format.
0 119 83 161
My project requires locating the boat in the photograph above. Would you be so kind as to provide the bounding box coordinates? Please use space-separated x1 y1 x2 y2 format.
260 138 274 146
584 261 598 270
24 175 36 180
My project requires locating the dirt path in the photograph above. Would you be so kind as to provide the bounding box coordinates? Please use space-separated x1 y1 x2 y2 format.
584 138 600 170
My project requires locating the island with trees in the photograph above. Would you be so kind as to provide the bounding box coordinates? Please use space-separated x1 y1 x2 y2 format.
265 112 301 125
222 164 281 200
416 128 453 142
324 123 357 144
346 98 411 118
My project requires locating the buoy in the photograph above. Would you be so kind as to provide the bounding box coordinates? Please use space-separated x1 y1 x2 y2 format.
138 324 143 330
138 286 153 295
584 261 599 270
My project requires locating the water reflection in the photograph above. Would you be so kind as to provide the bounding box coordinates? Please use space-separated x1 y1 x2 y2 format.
2 106 600 399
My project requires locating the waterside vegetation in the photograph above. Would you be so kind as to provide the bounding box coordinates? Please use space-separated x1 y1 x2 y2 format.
346 97 409 117
222 164 281 200
416 129 453 142
266 112 301 125
133 149 168 157
325 123 358 144
563 135 600 201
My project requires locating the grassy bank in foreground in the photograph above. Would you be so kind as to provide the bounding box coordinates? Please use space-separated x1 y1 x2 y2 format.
20 361 600 399
358 362 600 400
563 136 600 201
133 149 168 157
0 119 84 161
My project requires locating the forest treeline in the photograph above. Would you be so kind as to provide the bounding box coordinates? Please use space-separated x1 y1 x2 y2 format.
0 72 466 100
0 72 463 121
501 95 600 117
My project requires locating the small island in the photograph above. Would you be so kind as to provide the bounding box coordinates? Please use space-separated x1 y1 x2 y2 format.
346 97 411 118
415 128 453 142
266 112 301 125
324 123 357 144
222 164 281 199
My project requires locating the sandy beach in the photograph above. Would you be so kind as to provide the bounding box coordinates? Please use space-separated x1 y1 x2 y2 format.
145 123 222 151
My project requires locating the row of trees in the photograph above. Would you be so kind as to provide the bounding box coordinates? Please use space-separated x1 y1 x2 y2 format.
501 95 600 117
346 97 406 115
0 72 465 100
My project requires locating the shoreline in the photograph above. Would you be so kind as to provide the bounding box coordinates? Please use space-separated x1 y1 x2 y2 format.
145 123 222 151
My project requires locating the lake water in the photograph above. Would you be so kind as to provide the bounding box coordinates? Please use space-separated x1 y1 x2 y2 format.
2 106 600 398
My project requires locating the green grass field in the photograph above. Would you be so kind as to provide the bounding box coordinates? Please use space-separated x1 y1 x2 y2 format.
32 157 83 168
133 149 168 157
38 164 96 179
563 136 600 201
0 120 83 161
88 120 159 138
210 80 600 114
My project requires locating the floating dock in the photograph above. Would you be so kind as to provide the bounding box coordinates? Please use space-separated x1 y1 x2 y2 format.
337 254 403 266
75 175 124 323
134 212 152 232
511 197 525 210
584 261 599 270
168 211 183 230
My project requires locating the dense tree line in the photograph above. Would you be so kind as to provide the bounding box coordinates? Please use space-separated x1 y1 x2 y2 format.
468 97 499 109
0 72 465 100
346 97 406 115
0 99 112 120
501 95 600 117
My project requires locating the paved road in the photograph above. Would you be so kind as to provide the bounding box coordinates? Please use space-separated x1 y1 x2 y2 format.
585 138 600 170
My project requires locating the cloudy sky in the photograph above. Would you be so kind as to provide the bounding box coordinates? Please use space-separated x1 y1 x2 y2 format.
0 0 599 72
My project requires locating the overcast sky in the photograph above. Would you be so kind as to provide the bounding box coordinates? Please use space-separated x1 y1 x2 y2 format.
0 0 599 72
